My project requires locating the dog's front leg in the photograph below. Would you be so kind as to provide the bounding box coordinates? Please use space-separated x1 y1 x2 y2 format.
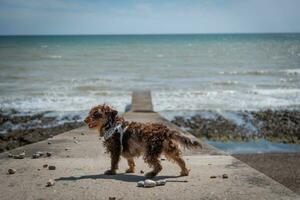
104 149 120 175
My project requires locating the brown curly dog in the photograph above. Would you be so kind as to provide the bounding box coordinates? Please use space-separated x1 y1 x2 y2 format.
84 104 202 178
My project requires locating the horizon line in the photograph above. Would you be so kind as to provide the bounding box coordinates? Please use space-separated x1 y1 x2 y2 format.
1 32 300 37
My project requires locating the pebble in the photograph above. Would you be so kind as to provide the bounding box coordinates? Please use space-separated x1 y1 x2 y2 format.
43 164 48 168
156 180 167 186
108 197 116 200
48 141 52 145
8 168 16 174
137 181 144 187
222 174 229 179
46 152 52 157
81 132 85 135
37 151 45 156
65 148 70 151
12 151 25 159
140 170 144 174
160 158 166 161
74 140 79 144
210 175 217 179
46 179 55 187
144 179 156 188
48 165 56 170
32 153 41 159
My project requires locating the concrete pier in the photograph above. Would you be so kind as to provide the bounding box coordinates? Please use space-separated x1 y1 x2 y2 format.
0 91 298 200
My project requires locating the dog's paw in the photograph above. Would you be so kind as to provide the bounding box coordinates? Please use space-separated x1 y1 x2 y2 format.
145 172 157 178
104 170 117 175
180 169 190 176
125 168 135 173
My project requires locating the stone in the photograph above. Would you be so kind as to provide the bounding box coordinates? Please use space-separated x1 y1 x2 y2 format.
137 181 144 187
108 197 116 200
46 152 52 157
13 151 25 159
48 165 56 170
74 140 79 144
8 153 13 158
65 148 70 151
140 170 144 174
48 141 52 145
144 179 156 188
81 132 85 135
43 164 48 168
13 154 25 159
160 158 166 161
46 179 55 187
156 180 167 186
222 174 229 179
36 151 45 156
210 175 217 179
8 168 16 174
32 153 41 159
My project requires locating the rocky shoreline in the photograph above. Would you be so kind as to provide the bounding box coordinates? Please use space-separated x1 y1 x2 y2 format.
171 109 300 144
0 109 84 152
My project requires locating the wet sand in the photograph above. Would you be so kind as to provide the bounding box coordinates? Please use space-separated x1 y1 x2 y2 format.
234 153 300 194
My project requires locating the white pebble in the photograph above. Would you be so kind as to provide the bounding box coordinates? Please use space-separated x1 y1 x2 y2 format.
137 181 144 187
144 179 156 188
156 179 167 186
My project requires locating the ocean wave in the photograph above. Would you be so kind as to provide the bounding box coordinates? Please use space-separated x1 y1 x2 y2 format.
281 69 300 75
44 55 62 59
152 89 300 111
0 92 131 113
219 70 274 76
213 80 238 85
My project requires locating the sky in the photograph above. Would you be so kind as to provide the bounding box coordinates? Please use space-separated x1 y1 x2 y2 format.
0 0 300 35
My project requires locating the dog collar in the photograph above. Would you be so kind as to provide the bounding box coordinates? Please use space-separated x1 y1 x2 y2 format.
104 124 128 153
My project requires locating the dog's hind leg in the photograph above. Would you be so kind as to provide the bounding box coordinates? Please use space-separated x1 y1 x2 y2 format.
164 142 189 176
125 158 135 173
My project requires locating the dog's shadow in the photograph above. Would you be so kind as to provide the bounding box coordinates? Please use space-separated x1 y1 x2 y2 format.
56 173 181 183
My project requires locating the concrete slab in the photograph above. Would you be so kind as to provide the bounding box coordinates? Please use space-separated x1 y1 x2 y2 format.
130 90 153 112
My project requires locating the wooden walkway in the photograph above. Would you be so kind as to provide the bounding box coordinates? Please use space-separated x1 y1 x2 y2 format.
0 91 298 200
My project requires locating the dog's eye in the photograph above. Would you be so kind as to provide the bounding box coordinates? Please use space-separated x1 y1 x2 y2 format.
93 112 102 118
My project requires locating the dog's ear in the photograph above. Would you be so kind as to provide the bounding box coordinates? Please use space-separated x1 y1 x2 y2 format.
110 108 118 118
104 106 118 119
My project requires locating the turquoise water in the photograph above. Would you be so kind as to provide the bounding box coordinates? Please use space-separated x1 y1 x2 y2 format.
0 34 300 113
207 139 300 154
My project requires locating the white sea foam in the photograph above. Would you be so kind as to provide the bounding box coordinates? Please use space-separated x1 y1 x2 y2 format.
0 92 131 113
282 69 300 75
152 89 300 111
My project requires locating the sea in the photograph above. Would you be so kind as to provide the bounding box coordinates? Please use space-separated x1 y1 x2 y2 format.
1 34 300 153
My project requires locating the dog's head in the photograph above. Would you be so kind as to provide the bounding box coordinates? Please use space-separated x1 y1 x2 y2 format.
84 104 118 135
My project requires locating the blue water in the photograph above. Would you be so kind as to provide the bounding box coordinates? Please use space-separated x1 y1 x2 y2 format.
207 139 300 154
0 34 300 113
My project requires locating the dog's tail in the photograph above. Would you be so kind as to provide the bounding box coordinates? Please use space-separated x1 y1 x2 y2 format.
172 133 202 149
